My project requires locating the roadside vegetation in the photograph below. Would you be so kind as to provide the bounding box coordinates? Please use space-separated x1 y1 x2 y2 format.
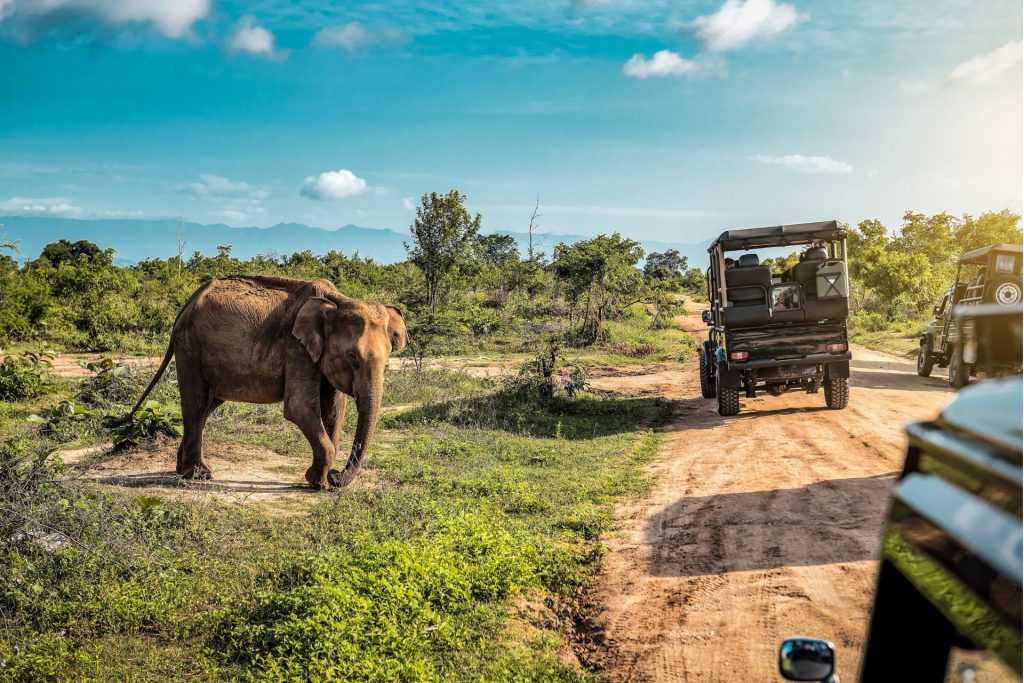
0 192 690 680
760 210 1022 356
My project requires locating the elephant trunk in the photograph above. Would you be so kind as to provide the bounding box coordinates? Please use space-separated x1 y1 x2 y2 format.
333 382 382 487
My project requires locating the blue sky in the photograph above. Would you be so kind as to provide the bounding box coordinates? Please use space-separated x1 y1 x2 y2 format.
0 0 1021 243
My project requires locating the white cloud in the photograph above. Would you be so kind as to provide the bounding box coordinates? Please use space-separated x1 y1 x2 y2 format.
402 196 416 211
0 196 83 217
751 154 853 174
948 41 1022 85
0 0 209 40
300 170 369 200
178 174 269 200
691 0 806 52
229 16 286 60
312 22 405 51
623 50 700 79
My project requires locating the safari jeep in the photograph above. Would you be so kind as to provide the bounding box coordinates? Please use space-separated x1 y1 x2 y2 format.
699 221 852 416
779 343 1022 682
918 243 1023 387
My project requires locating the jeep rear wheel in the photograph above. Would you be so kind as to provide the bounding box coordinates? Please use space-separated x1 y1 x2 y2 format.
824 377 849 409
948 342 969 388
716 374 740 416
699 350 716 398
916 343 934 377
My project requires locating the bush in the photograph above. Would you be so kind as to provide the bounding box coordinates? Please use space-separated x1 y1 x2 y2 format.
110 400 182 451
606 341 657 358
27 399 99 442
76 358 147 407
0 350 54 401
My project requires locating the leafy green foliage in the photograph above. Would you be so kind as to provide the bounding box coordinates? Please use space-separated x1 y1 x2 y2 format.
552 233 645 344
406 189 483 312
27 399 98 441
110 400 183 451
0 350 54 401
75 358 146 407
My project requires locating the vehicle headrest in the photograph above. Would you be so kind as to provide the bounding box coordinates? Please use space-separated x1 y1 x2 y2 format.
737 253 760 267
803 248 827 261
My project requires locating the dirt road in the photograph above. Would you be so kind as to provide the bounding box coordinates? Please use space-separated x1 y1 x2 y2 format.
577 306 953 682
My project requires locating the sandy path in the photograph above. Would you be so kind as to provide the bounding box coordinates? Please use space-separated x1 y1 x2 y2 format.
576 305 953 682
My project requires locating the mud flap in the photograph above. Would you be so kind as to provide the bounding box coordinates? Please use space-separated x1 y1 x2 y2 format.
824 360 849 381
716 361 742 388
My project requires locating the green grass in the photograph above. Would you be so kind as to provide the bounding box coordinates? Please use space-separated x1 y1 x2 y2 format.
849 312 928 358
0 363 671 681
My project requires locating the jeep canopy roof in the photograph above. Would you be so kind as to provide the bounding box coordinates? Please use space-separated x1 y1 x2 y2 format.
708 220 844 252
959 243 1023 265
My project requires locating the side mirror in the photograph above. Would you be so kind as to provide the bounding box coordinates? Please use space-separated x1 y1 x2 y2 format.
933 306 941 316
779 637 836 681
701 310 713 325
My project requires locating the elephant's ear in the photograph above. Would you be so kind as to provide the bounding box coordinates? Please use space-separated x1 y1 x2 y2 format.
292 297 337 363
385 305 408 352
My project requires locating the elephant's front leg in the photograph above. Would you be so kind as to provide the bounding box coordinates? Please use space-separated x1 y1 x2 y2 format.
284 383 336 490
320 380 346 450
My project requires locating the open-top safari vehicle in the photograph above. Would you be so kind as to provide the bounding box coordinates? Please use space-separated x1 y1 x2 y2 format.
699 221 851 416
918 243 1023 387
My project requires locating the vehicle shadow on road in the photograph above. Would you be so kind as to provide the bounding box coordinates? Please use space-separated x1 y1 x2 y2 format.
851 366 951 393
645 472 899 577
664 397 832 430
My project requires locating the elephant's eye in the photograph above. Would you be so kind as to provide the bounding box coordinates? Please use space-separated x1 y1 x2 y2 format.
346 350 359 363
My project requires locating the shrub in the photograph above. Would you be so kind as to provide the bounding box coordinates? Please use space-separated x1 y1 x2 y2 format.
0 350 55 401
606 341 657 358
110 400 182 451
76 358 147 407
27 399 99 442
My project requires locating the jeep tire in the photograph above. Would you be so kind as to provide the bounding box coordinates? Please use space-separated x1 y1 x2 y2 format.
948 341 969 388
699 349 716 398
824 377 849 409
716 373 740 416
916 342 934 377
987 276 1022 307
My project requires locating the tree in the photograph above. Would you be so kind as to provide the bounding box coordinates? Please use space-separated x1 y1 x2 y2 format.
643 249 688 281
552 233 644 344
956 210 1022 252
38 239 111 267
405 189 482 312
478 234 518 265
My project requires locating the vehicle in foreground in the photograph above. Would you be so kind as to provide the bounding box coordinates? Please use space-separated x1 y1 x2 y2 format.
700 221 852 416
918 243 1023 387
779 369 1022 681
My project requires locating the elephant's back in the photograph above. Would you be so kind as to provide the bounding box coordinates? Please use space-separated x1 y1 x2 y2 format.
174 277 296 354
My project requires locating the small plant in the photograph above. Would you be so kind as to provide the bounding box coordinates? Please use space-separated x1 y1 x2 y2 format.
0 349 55 401
563 365 591 397
27 399 98 442
76 357 143 406
110 400 183 451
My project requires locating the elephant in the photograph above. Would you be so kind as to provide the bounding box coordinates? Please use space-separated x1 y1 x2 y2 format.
108 275 408 489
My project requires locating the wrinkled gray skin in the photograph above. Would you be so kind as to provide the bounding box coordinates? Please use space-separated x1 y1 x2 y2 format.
113 275 408 489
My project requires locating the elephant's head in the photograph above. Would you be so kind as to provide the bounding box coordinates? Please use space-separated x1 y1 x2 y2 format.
292 297 408 486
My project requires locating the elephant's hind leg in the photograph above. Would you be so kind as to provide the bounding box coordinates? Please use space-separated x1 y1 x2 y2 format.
178 382 222 480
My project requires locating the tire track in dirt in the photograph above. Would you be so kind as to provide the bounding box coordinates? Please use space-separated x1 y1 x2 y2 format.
577 305 954 682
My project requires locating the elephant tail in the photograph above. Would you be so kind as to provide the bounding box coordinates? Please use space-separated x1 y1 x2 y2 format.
102 341 175 428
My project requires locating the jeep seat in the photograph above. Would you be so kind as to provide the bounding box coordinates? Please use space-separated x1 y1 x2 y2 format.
792 249 848 320
723 253 772 327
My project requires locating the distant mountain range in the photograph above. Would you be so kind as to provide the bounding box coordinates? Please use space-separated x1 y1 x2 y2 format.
0 216 711 268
